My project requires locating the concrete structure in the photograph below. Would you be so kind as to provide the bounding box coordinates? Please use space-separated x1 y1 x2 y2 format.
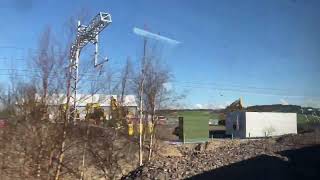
226 112 297 138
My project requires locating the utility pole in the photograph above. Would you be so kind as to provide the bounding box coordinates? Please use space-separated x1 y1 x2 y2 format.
139 38 147 166
54 12 112 180
68 12 112 123
133 25 180 165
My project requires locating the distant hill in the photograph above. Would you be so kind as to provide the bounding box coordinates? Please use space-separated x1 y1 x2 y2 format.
246 104 319 115
157 109 222 115
246 104 302 113
158 105 319 115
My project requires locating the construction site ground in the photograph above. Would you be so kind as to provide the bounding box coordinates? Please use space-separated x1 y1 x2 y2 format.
123 130 320 180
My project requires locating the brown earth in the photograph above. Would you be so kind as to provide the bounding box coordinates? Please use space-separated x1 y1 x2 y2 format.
122 132 320 180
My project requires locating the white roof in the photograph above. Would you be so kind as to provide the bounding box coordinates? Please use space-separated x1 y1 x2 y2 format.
36 94 137 107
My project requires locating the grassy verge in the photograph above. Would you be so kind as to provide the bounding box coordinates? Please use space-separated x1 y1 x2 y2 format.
297 114 320 133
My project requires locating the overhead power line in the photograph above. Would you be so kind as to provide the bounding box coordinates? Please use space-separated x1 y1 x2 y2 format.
0 68 292 92
0 46 67 55
0 69 317 96
176 84 320 99
173 80 288 92
1 71 319 99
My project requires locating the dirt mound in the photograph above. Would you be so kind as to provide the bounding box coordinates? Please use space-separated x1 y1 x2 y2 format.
157 143 182 157
122 132 320 180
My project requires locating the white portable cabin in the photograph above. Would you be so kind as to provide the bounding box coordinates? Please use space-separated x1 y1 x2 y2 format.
226 112 297 138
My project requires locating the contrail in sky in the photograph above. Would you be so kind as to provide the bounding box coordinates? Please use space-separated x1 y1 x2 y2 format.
133 27 181 45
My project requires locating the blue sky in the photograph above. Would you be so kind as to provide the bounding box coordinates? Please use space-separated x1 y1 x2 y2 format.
0 0 320 108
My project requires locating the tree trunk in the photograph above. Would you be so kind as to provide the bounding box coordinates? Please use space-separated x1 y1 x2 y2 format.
36 135 43 178
54 126 67 180
55 55 73 180
148 108 156 161
148 131 154 161
47 150 54 180
80 124 89 180
138 86 143 166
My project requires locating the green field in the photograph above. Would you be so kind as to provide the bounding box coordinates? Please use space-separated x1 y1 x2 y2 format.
297 114 320 124
176 111 219 120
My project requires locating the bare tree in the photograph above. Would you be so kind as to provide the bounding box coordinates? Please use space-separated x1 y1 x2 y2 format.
0 82 65 179
30 27 66 103
120 57 133 104
135 38 148 166
0 71 22 118
54 9 93 179
132 38 182 162
27 27 68 179
143 57 170 161
0 84 14 117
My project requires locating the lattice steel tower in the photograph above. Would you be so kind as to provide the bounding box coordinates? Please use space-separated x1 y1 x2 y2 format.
67 12 112 123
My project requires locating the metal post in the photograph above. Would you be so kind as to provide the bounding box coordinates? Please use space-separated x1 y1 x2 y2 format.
54 12 112 180
72 48 80 123
68 12 112 123
94 35 99 67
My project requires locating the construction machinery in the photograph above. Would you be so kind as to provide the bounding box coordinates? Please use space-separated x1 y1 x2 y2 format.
226 98 244 111
109 96 129 129
85 103 106 125
219 98 244 125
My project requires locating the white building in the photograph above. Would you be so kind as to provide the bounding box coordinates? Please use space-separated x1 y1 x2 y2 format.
226 112 297 138
36 94 137 120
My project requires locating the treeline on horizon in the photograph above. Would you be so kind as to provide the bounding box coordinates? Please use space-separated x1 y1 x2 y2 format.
157 104 319 115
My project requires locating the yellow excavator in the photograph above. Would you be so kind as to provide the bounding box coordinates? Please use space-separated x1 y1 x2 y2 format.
109 96 129 130
219 98 244 125
227 98 244 111
85 103 105 125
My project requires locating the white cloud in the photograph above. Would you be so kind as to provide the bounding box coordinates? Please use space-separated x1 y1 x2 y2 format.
195 104 203 109
280 99 289 105
192 103 226 109
216 104 227 109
